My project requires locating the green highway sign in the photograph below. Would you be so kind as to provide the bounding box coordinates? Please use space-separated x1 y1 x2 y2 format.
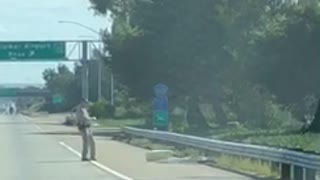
0 41 66 60
152 111 169 128
52 95 63 104
0 89 17 97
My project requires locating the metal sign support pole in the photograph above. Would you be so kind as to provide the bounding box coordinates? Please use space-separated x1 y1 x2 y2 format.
97 58 102 101
81 41 89 100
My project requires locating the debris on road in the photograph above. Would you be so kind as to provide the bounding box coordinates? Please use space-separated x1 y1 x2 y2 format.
145 150 174 162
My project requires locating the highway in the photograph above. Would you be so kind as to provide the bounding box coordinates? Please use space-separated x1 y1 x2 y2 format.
0 114 255 180
0 114 120 180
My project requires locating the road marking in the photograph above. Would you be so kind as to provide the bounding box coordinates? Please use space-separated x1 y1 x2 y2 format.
59 142 82 157
59 141 134 180
34 124 43 131
19 114 43 131
19 114 27 122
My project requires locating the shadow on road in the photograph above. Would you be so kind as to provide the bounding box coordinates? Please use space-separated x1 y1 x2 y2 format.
27 130 121 137
28 131 80 136
0 120 62 126
169 177 255 180
33 122 63 126
36 160 80 164
0 121 30 125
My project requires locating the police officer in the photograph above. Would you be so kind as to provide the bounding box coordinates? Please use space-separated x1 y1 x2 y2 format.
75 98 96 161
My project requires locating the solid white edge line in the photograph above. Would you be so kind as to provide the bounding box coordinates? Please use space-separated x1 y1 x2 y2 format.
59 141 134 180
59 142 81 157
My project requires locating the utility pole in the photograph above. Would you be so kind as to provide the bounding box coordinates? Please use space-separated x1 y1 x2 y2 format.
81 41 89 100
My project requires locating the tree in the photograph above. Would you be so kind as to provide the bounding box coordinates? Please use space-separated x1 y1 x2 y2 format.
89 0 320 130
247 3 320 122
90 0 275 126
42 60 112 112
42 65 81 112
307 99 320 132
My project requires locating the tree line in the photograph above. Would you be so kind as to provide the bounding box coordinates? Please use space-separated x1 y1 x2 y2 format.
43 0 320 132
42 61 112 112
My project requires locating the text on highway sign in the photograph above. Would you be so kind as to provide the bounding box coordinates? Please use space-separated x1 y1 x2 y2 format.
0 41 66 60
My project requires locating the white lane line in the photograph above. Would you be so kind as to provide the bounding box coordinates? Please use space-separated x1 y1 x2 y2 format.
19 114 43 131
59 142 81 157
59 141 134 180
34 124 43 131
19 114 27 122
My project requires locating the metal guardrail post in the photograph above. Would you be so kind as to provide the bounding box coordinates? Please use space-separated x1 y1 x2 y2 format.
271 162 280 174
293 166 303 180
305 169 316 180
281 163 291 180
280 164 291 180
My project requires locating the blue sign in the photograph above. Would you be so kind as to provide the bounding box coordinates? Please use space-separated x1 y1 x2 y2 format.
154 83 168 97
153 96 168 111
152 83 169 130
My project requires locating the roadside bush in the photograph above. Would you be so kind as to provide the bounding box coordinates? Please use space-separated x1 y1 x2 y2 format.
264 100 300 130
89 101 115 119
114 106 128 118
223 83 298 130
127 102 150 118
126 106 142 118
171 116 189 133
113 88 150 119
89 99 149 120
170 106 189 133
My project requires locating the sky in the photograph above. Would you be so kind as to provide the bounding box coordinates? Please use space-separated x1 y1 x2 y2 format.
0 0 111 85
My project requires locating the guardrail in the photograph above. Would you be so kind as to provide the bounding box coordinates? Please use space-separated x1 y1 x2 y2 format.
123 127 319 180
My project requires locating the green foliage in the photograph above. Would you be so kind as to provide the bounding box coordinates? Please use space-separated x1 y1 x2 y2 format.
98 118 144 128
170 106 189 133
89 101 115 118
113 87 150 118
90 0 136 17
215 155 277 178
170 116 189 134
42 58 112 113
214 129 291 141
264 100 298 129
114 106 128 118
248 4 320 115
42 65 81 112
246 133 320 153
89 0 320 131
207 127 320 154
127 105 146 118
117 135 277 179
88 96 148 119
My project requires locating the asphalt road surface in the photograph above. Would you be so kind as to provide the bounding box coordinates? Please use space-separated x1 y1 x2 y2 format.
0 113 256 180
0 114 121 180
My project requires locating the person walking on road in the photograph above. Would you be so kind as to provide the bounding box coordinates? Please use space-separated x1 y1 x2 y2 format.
75 98 97 161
